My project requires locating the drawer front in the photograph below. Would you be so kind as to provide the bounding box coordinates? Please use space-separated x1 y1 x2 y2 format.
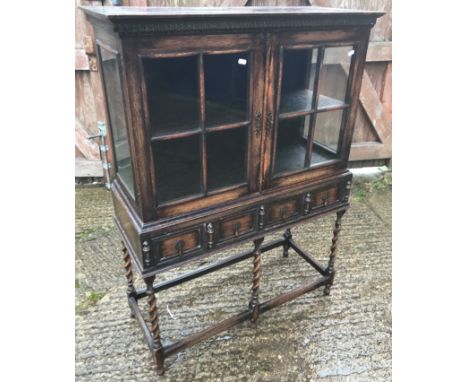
218 210 256 243
158 228 202 259
311 186 338 210
265 197 301 226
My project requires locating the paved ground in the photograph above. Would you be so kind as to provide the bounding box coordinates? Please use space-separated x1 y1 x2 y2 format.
75 176 391 381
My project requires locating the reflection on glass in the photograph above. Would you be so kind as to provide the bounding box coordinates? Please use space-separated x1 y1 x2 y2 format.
143 56 199 136
205 53 249 127
317 46 354 109
279 49 317 115
206 127 247 191
153 135 202 203
311 110 344 165
99 47 135 198
274 116 311 174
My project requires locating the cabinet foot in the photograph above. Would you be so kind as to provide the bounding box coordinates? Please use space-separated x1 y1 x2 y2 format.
282 228 292 257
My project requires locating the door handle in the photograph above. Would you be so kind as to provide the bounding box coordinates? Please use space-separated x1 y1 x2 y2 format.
175 240 185 256
233 222 241 237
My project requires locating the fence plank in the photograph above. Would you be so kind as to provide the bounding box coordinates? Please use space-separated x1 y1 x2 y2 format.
366 41 392 62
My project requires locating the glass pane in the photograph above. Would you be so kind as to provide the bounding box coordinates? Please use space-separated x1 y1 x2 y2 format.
279 49 317 115
205 53 249 127
207 127 247 191
99 47 135 198
274 116 311 174
153 135 202 203
317 46 354 109
311 110 344 165
143 56 199 136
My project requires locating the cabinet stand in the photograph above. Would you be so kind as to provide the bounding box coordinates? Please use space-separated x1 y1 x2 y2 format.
122 211 345 375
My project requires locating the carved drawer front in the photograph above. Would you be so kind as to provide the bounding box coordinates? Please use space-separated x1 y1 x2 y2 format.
311 187 338 210
158 228 202 259
266 197 300 226
218 210 256 243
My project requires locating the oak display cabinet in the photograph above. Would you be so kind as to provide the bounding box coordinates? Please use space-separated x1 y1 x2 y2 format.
82 6 382 375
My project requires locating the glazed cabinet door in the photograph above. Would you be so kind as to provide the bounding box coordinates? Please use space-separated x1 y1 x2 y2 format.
262 30 368 189
127 34 266 218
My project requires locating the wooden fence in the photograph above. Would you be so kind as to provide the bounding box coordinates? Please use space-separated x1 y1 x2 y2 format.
75 0 391 175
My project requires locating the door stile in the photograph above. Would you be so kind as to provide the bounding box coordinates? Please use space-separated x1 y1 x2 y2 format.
260 33 278 191
198 54 208 195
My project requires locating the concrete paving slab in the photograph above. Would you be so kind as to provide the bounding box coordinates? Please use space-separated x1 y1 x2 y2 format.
75 182 391 381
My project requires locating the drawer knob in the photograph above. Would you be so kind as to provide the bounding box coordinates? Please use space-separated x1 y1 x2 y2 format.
233 222 241 237
322 193 329 207
175 240 185 256
280 206 288 221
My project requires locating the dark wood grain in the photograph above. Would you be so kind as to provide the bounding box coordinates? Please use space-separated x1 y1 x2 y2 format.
82 5 380 375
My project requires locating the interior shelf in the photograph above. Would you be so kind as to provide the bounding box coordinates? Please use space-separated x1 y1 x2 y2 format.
149 93 199 137
279 90 313 115
274 137 336 174
206 100 247 128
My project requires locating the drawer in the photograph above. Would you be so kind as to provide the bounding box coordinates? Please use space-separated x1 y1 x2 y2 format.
156 227 203 259
311 186 338 210
265 197 301 226
217 209 256 243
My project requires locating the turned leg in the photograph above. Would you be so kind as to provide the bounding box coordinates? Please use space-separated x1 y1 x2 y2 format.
282 228 292 257
324 210 345 296
145 276 165 375
249 237 264 325
122 242 136 298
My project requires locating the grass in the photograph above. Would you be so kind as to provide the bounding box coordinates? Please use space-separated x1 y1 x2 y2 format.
76 291 106 314
75 227 99 241
75 227 111 241
352 170 392 202
75 279 81 289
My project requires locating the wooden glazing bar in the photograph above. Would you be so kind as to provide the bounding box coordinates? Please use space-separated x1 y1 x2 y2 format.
205 120 250 133
135 237 286 299
151 128 202 142
163 275 329 357
128 297 154 350
305 47 324 167
278 109 313 120
278 103 349 121
289 238 327 275
316 103 349 113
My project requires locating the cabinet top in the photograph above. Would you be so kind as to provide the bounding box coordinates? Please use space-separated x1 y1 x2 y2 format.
81 6 383 37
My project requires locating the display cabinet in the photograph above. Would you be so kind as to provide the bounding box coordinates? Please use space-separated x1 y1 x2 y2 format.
82 6 382 374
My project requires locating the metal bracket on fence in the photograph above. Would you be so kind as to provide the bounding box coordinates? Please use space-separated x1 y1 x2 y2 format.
88 121 112 190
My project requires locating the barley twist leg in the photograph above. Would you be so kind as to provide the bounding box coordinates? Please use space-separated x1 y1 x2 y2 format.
249 238 264 325
145 276 165 375
122 242 136 298
324 210 345 296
